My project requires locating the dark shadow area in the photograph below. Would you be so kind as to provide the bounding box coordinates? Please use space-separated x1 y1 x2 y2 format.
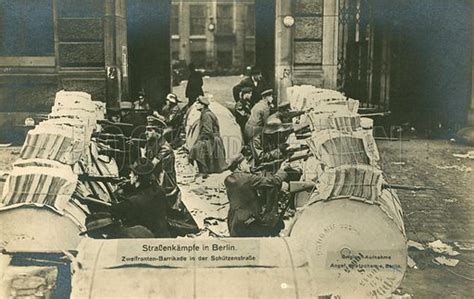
127 0 171 110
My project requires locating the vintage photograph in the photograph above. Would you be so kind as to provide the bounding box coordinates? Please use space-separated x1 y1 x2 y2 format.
0 0 472 298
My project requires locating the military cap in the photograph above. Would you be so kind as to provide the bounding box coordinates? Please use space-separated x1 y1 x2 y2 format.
166 93 180 103
107 106 121 113
146 115 166 129
119 101 133 110
80 212 117 236
241 87 253 94
263 114 293 134
250 67 262 76
130 157 155 175
261 89 273 97
197 95 210 106
138 90 146 97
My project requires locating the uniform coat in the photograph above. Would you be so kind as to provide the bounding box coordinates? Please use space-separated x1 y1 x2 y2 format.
145 138 178 201
250 133 287 167
111 181 170 238
234 99 251 134
189 107 228 173
224 171 287 237
245 100 272 140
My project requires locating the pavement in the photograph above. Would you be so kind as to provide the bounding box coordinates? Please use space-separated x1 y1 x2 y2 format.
0 75 473 298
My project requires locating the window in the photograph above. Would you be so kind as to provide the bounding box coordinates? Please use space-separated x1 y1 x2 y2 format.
171 4 179 36
217 4 233 35
189 5 206 36
217 51 232 68
190 51 206 68
0 0 54 56
245 5 255 36
244 50 255 67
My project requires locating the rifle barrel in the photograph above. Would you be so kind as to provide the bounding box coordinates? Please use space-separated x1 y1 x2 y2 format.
382 183 436 191
75 195 112 207
78 174 124 183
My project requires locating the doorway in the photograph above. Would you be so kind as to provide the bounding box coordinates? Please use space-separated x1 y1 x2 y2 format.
127 0 171 110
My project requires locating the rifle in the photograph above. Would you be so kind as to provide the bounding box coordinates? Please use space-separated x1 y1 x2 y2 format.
295 132 312 140
279 110 306 120
252 152 313 172
78 174 126 184
98 119 134 127
382 183 436 191
286 144 310 154
74 194 112 207
360 111 391 117
93 132 146 143
98 148 129 156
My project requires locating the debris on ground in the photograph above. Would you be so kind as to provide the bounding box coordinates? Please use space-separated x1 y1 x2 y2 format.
452 151 474 159
407 256 417 269
390 289 412 299
407 240 425 251
453 241 474 251
443 198 458 203
392 162 406 166
428 240 460 256
435 165 472 172
433 256 459 267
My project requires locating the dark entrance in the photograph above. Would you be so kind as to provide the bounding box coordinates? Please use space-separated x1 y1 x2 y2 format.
255 0 275 88
337 0 471 133
127 0 171 109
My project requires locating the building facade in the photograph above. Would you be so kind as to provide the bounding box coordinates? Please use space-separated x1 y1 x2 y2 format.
0 0 472 135
170 0 256 73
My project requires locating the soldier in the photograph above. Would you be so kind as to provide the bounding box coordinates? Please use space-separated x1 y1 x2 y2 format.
161 93 181 126
107 106 122 123
232 67 266 108
160 93 185 147
234 86 252 140
143 115 179 209
250 114 293 170
80 212 155 239
119 101 133 124
189 95 228 177
185 63 204 109
244 89 274 142
224 154 301 237
110 158 170 238
133 90 151 110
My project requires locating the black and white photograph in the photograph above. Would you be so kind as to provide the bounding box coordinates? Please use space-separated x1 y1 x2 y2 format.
0 0 472 298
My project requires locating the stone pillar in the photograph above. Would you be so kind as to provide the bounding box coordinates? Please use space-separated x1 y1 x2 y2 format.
205 1 217 69
274 0 294 102
470 11 474 126
115 0 128 101
179 1 191 63
233 1 245 70
292 0 324 87
321 0 338 89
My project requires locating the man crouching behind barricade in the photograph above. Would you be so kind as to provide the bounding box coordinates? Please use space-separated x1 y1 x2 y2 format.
224 154 302 237
108 157 171 238
144 115 179 209
80 212 155 239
